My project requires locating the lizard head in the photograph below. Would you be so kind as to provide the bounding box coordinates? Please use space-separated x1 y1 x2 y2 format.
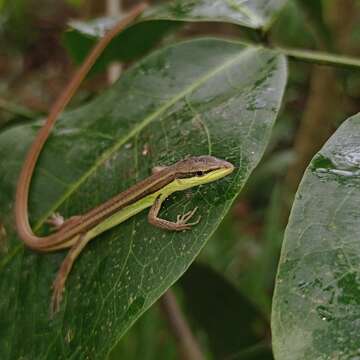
173 155 234 185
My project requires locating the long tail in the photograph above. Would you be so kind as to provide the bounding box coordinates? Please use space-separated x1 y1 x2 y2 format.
14 3 148 249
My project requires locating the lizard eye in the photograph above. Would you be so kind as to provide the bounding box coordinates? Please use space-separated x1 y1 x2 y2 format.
196 171 204 176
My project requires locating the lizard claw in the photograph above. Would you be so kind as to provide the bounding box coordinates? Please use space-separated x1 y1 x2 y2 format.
176 207 201 229
50 272 66 316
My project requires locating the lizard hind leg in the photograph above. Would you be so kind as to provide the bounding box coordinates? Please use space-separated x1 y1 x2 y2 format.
51 232 89 316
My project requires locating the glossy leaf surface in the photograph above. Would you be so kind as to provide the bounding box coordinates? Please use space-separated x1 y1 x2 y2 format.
0 38 286 359
64 0 288 70
146 0 288 29
272 113 360 359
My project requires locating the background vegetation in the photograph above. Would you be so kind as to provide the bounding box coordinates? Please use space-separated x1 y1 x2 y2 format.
1 0 360 359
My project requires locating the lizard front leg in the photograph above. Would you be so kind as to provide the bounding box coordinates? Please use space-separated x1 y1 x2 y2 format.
148 195 201 231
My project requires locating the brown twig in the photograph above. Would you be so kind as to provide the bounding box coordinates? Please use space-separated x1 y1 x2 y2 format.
43 2 147 129
159 289 205 360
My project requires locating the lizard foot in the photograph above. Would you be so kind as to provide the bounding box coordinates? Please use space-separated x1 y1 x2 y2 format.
175 207 201 230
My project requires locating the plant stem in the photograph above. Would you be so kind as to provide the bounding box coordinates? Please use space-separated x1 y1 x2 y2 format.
275 47 360 70
159 289 205 360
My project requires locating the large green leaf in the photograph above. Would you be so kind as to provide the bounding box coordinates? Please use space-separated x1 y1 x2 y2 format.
146 0 288 30
64 0 288 71
180 263 272 359
63 19 180 74
272 113 360 359
0 38 287 358
200 180 285 316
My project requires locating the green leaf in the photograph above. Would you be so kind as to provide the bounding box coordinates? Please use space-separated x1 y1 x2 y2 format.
146 0 288 30
0 38 287 358
64 0 288 71
295 0 332 49
180 263 271 359
200 181 285 316
272 113 360 359
63 19 180 73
